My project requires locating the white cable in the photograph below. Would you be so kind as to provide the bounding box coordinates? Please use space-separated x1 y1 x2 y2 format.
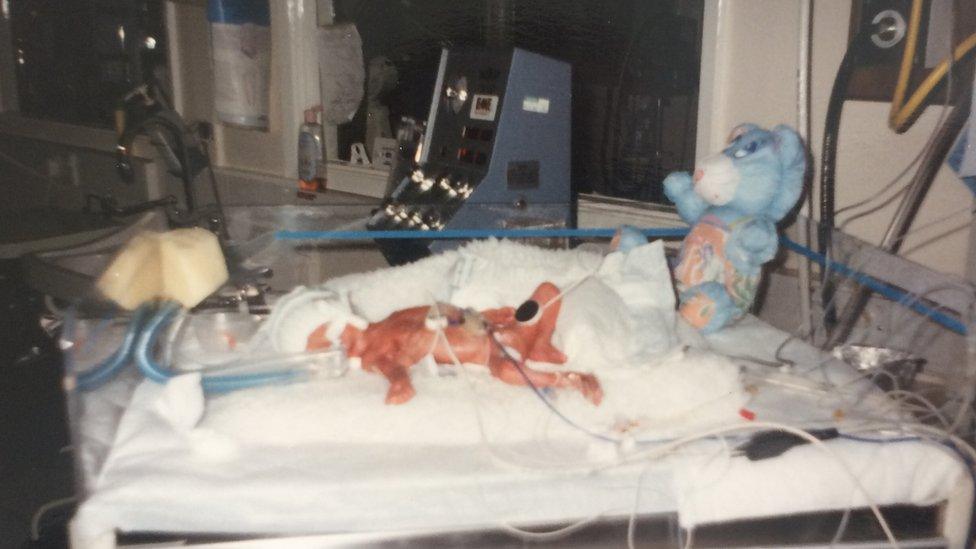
605 421 901 548
496 513 608 542
30 496 76 541
627 463 653 549
898 220 974 257
880 390 952 431
786 200 973 359
437 284 915 548
831 507 853 547
842 420 976 459
836 4 955 228
424 294 613 539
817 20 958 349
538 255 607 314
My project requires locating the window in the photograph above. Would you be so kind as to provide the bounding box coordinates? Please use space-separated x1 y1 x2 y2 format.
333 0 703 202
6 0 169 129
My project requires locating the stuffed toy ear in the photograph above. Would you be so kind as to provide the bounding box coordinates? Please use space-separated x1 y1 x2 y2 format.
766 125 806 221
727 123 759 143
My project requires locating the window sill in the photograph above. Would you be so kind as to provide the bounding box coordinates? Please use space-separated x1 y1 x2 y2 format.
310 163 684 229
0 113 154 158
577 193 682 229
213 162 684 231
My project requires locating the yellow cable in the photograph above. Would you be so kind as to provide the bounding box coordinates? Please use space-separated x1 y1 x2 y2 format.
889 0 976 132
889 0 924 130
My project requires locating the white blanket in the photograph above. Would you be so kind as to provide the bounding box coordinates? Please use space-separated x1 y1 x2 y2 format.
199 239 745 447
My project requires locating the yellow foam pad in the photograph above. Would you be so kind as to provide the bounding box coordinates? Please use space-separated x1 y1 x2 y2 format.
159 228 229 309
96 228 228 310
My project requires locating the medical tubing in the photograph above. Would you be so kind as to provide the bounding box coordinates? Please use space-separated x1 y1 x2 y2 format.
275 227 690 241
485 329 621 445
606 421 901 547
780 236 967 335
452 302 942 546
482 325 905 544
836 99 952 228
819 29 872 329
843 431 976 544
75 305 151 391
889 0 925 131
827 79 972 348
134 302 301 393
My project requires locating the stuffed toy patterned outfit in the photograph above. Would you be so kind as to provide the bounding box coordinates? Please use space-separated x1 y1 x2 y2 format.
663 123 806 333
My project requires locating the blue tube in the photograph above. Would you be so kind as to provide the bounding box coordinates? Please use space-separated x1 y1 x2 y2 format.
275 225 965 335
134 302 301 393
780 236 968 335
75 305 151 391
133 302 181 384
275 227 691 241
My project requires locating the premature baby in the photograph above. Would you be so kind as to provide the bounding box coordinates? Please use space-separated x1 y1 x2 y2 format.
269 283 602 405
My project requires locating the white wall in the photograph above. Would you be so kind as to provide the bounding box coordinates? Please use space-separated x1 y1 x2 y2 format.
167 0 322 178
700 0 973 277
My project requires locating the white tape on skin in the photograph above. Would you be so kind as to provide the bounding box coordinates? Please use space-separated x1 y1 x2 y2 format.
317 298 368 347
269 287 368 352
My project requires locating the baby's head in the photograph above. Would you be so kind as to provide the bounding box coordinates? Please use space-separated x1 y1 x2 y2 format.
268 288 368 353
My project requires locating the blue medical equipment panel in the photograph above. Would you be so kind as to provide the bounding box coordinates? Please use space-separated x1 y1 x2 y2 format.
367 47 572 264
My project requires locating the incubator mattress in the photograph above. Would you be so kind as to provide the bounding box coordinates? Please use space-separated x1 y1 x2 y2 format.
68 241 970 546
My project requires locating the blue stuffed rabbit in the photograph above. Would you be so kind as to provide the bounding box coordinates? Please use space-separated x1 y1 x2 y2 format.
662 123 806 333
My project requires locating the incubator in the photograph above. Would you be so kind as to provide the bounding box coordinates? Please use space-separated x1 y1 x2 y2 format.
57 207 975 547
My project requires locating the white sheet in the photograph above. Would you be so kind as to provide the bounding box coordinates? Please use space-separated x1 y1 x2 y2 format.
673 437 966 528
68 241 971 546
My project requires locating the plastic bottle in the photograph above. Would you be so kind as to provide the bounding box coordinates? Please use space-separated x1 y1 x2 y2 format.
298 106 325 196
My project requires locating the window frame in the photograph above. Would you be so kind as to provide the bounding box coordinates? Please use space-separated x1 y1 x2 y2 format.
0 0 720 219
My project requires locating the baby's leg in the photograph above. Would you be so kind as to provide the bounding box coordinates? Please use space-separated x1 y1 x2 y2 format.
382 364 416 404
487 354 602 405
362 352 416 404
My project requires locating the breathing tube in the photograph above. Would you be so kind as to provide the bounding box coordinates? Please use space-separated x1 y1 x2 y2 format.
133 301 304 393
818 29 873 330
70 301 309 394
74 304 151 391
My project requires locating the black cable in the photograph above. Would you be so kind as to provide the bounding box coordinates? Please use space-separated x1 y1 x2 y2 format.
818 29 872 330
825 73 972 347
201 139 229 240
124 115 196 213
168 119 196 214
